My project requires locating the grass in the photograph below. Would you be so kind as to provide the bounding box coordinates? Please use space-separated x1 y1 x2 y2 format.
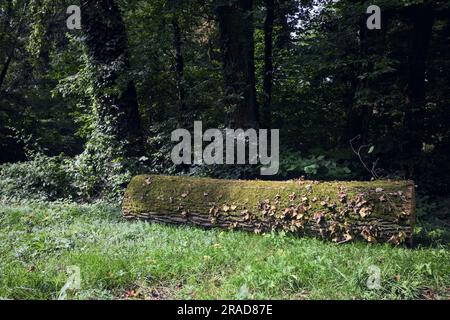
0 201 448 300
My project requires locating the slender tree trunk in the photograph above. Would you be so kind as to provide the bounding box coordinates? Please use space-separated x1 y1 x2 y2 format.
0 0 12 46
80 0 143 157
343 9 389 147
216 0 259 129
343 20 373 145
275 0 291 49
0 0 13 91
172 16 186 114
403 3 434 162
262 0 275 128
0 55 12 91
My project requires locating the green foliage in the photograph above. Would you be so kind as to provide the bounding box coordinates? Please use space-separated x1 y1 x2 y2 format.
0 145 150 203
69 131 145 202
1 0 449 208
413 195 450 246
144 119 183 175
0 153 74 202
191 163 260 180
52 35 95 140
1 0 449 302
192 151 354 181
279 152 353 180
0 0 83 162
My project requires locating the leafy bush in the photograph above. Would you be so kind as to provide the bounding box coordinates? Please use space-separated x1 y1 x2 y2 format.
145 119 180 175
0 153 75 201
278 152 353 180
65 128 157 202
0 134 151 203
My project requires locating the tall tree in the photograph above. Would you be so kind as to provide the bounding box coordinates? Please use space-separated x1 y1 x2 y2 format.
80 0 143 157
262 0 275 128
403 2 435 163
343 13 378 145
0 0 23 91
275 0 300 49
0 56 12 91
216 0 259 128
172 15 186 114
0 0 12 46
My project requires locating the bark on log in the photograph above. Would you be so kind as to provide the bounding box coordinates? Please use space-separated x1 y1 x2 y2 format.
122 175 415 245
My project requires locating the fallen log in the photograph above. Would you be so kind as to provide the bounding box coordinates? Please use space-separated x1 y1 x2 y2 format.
122 175 415 245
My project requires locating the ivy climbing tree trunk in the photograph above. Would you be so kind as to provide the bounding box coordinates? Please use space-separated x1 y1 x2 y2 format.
216 0 259 129
123 175 416 245
80 0 143 157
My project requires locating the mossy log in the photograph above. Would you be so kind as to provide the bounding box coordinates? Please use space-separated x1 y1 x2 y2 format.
122 175 415 245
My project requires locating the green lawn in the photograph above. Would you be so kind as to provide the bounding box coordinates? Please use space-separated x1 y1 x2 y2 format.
0 202 448 300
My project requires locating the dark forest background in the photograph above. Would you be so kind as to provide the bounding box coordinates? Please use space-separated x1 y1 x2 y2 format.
0 0 449 222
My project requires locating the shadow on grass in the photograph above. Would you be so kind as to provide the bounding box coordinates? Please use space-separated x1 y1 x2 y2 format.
412 194 450 248
413 218 450 248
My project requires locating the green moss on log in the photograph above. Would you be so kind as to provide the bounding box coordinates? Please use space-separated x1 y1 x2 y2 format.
122 175 415 245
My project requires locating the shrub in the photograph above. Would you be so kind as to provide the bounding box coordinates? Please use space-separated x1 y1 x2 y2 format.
278 152 354 180
0 134 151 203
65 130 153 202
0 153 75 201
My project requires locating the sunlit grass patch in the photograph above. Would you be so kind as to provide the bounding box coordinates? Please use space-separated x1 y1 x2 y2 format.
0 202 448 300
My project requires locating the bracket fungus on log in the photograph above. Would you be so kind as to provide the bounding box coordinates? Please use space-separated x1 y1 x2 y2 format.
122 175 415 245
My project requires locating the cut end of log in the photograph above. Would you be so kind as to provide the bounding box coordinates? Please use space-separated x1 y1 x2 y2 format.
122 175 416 245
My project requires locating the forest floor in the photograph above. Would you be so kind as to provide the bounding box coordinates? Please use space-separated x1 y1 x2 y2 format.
0 202 449 300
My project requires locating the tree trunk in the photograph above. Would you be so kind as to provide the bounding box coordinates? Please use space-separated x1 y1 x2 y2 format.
262 0 275 128
0 0 12 46
275 0 291 49
80 0 143 157
123 175 415 245
216 0 259 129
343 11 388 146
172 16 186 114
403 3 434 162
0 54 12 91
0 0 14 91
